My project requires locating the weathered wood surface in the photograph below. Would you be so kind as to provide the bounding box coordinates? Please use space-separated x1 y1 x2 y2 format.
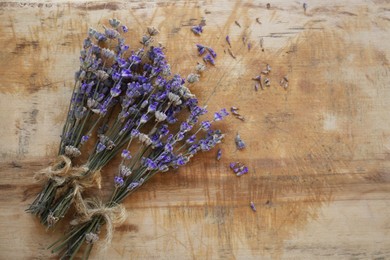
1 1 390 259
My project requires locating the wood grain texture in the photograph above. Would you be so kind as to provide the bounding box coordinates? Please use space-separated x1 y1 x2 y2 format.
0 0 390 259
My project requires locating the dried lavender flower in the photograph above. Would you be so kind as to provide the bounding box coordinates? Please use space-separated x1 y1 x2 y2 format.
235 133 246 150
250 201 256 212
195 62 206 72
191 25 203 35
264 78 270 86
203 54 215 65
187 73 200 83
147 26 159 36
226 35 231 47
216 148 222 161
64 145 81 157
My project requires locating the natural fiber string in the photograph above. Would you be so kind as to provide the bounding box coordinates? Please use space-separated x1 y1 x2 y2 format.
34 155 73 186
70 199 127 248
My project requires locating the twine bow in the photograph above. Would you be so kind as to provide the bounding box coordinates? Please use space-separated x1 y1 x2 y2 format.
34 155 73 186
71 199 127 248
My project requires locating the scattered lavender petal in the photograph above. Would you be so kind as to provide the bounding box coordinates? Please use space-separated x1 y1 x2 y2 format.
250 201 256 212
235 133 246 150
216 148 222 161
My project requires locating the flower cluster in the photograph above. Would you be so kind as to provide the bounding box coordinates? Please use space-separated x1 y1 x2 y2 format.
29 19 228 259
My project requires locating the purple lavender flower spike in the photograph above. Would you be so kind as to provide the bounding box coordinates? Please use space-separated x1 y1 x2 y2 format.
121 69 132 78
140 114 149 124
186 135 196 144
144 158 158 170
158 124 169 136
164 143 173 152
80 135 89 144
96 143 106 153
127 181 139 191
129 54 141 65
114 176 124 187
110 85 121 97
176 131 185 141
121 149 132 160
203 54 215 65
201 121 211 130
131 129 140 137
175 155 187 166
191 25 203 35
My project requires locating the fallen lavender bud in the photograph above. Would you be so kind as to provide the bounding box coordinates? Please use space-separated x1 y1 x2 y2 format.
250 201 256 212
226 35 231 47
216 148 222 161
191 25 203 35
235 133 246 150
206 47 217 58
236 166 248 176
203 54 215 65
196 44 206 55
229 162 248 176
187 73 200 83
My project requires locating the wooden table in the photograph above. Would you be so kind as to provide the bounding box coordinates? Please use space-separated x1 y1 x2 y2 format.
1 1 389 259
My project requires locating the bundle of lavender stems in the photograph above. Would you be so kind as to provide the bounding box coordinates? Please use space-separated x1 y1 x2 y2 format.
26 19 227 259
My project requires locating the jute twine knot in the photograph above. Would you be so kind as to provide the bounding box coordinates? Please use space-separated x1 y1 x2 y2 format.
34 155 73 186
70 199 127 248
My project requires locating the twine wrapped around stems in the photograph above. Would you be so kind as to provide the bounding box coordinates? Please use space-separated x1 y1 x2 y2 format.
70 199 127 248
33 155 103 226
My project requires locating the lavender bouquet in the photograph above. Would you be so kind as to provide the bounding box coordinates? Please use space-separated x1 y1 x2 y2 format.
27 19 227 259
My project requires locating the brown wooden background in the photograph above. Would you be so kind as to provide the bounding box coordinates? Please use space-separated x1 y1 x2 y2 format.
0 1 389 259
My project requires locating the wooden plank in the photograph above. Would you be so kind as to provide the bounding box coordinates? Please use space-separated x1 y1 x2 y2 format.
0 1 389 259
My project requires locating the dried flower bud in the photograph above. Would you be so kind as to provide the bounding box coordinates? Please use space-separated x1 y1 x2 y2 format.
109 18 121 28
216 149 222 161
121 149 132 160
95 70 109 81
65 145 81 157
114 176 124 187
187 73 200 83
250 201 256 212
147 26 159 36
235 133 246 150
264 78 270 86
104 27 119 39
168 92 181 104
46 213 59 227
196 63 206 72
120 165 132 176
138 133 152 146
141 35 152 46
101 48 115 59
191 25 203 35
85 232 99 244
78 70 86 80
155 111 167 122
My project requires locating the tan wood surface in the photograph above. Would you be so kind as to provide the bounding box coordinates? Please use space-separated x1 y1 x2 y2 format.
0 1 390 259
